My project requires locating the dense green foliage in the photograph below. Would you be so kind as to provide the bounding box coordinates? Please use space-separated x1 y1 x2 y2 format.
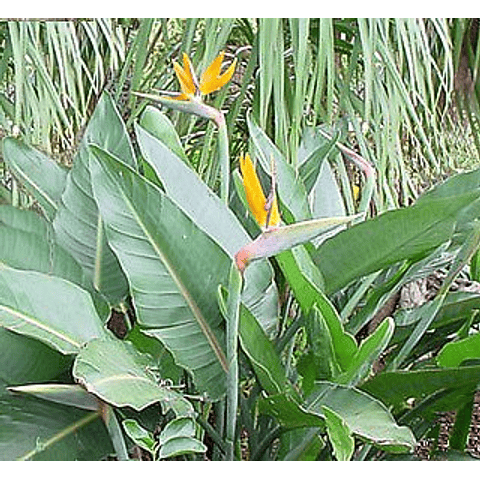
1 18 480 461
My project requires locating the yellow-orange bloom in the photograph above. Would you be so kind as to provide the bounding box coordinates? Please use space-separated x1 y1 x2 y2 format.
171 52 237 101
239 153 280 229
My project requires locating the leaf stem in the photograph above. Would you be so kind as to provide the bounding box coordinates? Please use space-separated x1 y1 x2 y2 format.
225 263 243 460
102 403 130 461
215 111 230 205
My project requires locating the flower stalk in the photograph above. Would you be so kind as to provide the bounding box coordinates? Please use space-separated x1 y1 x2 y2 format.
134 52 236 204
224 262 243 460
318 128 376 217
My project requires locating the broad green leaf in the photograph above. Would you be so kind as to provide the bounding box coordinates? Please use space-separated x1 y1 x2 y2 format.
0 265 107 355
89 146 230 400
437 333 480 368
8 383 100 411
306 382 416 453
322 405 355 461
0 226 84 283
0 204 49 235
415 165 480 242
432 291 480 328
0 328 70 384
416 166 480 203
298 126 340 195
73 337 194 416
260 382 416 453
279 428 325 461
336 317 394 386
0 206 109 318
158 437 207 459
247 113 311 223
239 304 289 396
158 417 196 444
2 137 68 220
0 384 111 460
361 365 480 411
304 306 343 381
139 106 187 161
122 419 156 454
276 246 358 371
258 392 325 430
53 91 133 304
313 191 478 294
310 156 347 223
135 122 279 335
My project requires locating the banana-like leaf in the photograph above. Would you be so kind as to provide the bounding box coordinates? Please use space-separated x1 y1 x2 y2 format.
8 383 100 411
1 383 111 460
297 126 340 195
0 208 109 319
322 405 355 461
89 146 231 400
135 119 279 335
437 332 480 368
53 92 134 304
336 317 394 387
313 191 480 294
217 284 290 397
2 137 68 221
361 365 480 412
139 106 187 161
0 204 49 234
73 338 194 416
260 382 416 453
310 157 347 223
0 265 108 355
0 327 70 385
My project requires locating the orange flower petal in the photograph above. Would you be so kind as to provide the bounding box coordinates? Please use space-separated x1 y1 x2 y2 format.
239 153 280 229
182 53 199 90
173 63 195 98
200 52 237 95
173 53 198 99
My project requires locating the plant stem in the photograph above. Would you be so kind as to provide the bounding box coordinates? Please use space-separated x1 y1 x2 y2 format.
250 424 285 460
196 414 227 455
215 111 230 205
212 401 225 460
225 263 243 460
102 403 130 461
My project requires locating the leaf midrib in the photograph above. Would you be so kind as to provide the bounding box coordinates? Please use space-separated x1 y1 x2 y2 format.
0 304 80 354
109 167 228 373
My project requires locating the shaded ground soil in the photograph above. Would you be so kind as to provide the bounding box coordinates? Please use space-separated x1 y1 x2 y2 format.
414 392 480 460
372 272 480 460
